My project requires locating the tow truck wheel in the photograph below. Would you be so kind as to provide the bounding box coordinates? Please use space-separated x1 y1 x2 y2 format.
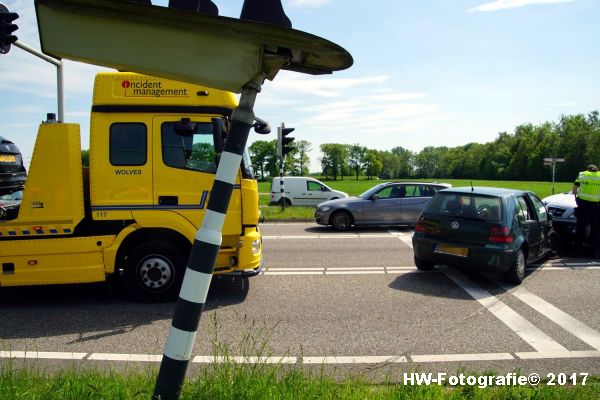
124 241 186 302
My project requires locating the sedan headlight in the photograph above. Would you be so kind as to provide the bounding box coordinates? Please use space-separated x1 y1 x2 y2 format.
318 206 331 212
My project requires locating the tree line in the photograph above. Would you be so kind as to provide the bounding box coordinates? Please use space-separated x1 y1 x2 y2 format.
249 111 599 182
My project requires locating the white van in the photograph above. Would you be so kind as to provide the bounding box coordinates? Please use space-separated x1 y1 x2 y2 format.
269 177 348 206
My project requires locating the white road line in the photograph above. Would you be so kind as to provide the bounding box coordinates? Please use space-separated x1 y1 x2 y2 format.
326 270 386 275
508 287 600 351
517 350 600 359
303 356 408 364
266 266 417 271
261 270 430 276
260 266 598 276
360 234 409 238
0 351 87 360
327 267 386 271
389 229 414 248
2 351 599 363
262 235 405 240
263 235 320 239
266 267 324 271
444 269 568 353
192 356 297 364
264 271 323 275
88 353 162 362
527 266 600 271
411 353 514 362
260 222 314 226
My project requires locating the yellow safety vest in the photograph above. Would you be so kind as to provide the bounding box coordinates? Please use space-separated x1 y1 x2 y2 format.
575 171 600 202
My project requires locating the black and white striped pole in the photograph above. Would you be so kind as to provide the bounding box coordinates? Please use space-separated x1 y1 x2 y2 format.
152 74 263 400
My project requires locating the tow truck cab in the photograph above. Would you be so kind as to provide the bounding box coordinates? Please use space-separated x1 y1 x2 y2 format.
0 72 263 301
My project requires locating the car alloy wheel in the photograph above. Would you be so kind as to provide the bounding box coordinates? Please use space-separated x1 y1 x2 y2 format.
331 211 352 231
505 247 526 284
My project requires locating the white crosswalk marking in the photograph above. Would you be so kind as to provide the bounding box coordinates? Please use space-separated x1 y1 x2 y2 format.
445 269 568 353
508 287 600 351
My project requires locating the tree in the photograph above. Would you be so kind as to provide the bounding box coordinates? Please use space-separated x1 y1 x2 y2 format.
390 146 413 178
292 140 311 176
320 143 348 181
363 150 382 180
414 146 444 178
347 144 367 180
249 140 277 180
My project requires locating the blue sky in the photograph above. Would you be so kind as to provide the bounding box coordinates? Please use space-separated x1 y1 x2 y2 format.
1 0 598 171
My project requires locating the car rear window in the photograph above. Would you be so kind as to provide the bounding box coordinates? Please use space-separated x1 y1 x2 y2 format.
424 193 503 222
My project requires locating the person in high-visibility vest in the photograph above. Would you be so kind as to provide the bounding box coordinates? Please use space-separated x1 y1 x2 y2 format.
571 164 600 257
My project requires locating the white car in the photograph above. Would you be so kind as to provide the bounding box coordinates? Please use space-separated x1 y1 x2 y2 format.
542 192 582 255
269 177 348 207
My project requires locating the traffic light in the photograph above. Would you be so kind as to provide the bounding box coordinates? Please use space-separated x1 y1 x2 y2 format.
0 3 18 55
277 122 295 159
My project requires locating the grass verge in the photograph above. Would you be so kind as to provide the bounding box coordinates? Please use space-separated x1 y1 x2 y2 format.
2 362 599 400
257 178 573 222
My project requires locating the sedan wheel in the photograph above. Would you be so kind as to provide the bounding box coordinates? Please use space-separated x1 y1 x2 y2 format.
331 211 352 231
504 247 526 284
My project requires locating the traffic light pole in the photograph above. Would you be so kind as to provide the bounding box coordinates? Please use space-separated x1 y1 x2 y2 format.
280 158 285 210
13 41 64 122
1 3 63 122
153 74 263 400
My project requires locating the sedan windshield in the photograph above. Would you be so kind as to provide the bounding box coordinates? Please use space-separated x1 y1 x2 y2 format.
424 192 503 222
359 183 389 199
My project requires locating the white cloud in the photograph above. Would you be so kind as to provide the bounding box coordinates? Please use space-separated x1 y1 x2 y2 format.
266 73 388 97
469 0 575 12
251 71 455 170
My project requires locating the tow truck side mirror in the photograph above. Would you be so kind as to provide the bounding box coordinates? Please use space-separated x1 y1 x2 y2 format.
253 116 271 135
212 117 225 153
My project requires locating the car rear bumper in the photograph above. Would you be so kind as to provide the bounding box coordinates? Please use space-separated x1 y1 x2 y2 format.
413 235 515 273
0 172 26 195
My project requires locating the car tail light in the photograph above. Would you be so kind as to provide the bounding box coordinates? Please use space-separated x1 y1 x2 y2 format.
415 216 426 233
488 226 513 243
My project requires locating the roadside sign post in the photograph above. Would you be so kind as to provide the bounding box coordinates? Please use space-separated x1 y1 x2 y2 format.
543 157 566 194
34 1 352 398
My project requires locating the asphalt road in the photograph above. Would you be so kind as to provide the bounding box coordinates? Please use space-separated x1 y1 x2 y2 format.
1 222 600 379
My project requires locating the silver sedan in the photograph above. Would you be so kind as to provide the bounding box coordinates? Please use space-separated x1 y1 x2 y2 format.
315 182 451 231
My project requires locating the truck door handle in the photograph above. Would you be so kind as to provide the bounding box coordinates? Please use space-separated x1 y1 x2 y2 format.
159 196 179 206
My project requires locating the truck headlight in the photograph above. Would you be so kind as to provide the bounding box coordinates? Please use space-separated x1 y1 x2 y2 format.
252 239 260 254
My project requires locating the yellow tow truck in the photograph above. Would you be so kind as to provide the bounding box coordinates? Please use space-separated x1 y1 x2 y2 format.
0 72 263 301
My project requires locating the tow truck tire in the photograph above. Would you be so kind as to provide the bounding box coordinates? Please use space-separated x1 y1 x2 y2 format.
124 241 186 302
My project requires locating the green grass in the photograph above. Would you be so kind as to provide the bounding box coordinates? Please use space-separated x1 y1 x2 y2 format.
2 363 599 400
257 178 573 222
2 315 598 399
